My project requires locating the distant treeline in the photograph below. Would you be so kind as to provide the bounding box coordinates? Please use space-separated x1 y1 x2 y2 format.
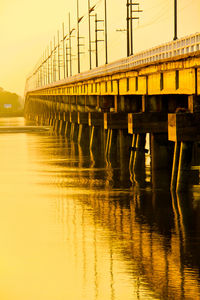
0 87 24 116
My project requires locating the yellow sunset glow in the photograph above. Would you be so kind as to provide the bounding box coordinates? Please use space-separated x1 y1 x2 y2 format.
0 0 199 95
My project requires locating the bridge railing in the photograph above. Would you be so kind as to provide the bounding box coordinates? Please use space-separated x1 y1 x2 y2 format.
25 32 200 94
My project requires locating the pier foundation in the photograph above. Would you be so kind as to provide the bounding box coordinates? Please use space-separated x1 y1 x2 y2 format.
133 134 146 187
176 142 194 192
151 133 172 189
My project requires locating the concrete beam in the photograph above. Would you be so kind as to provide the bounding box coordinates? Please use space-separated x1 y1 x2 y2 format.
128 112 167 134
168 112 200 141
104 112 128 130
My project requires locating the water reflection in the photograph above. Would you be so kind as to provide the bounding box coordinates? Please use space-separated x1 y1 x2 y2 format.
0 117 199 300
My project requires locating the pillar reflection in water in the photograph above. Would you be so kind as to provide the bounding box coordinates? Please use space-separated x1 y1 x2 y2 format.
48 135 199 299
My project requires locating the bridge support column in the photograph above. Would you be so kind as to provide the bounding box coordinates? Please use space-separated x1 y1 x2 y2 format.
70 123 78 142
49 118 53 127
70 123 74 140
52 114 57 131
65 122 70 138
64 122 68 137
54 119 60 134
48 116 51 126
133 134 146 187
78 124 90 147
59 120 66 135
105 129 111 158
151 133 172 189
106 129 118 167
171 141 181 190
90 126 105 153
176 141 193 192
129 134 137 184
118 130 132 185
78 124 83 144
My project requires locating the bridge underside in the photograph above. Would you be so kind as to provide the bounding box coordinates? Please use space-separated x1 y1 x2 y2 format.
25 52 200 191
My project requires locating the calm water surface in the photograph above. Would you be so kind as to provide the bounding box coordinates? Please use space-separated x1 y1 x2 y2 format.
0 117 199 300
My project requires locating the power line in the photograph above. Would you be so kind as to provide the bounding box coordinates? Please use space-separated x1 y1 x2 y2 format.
135 2 171 30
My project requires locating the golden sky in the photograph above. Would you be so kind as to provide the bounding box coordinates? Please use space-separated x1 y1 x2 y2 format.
0 0 199 96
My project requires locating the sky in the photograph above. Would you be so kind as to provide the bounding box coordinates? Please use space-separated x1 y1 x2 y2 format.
0 0 199 96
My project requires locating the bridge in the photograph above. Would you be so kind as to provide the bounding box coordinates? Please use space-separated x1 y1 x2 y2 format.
25 32 200 192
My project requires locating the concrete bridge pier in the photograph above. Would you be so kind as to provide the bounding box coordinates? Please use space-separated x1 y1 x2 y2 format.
118 130 132 185
47 102 53 126
78 124 83 144
54 113 60 134
105 129 112 159
176 141 194 192
72 123 79 142
129 134 137 184
50 103 56 128
133 133 146 187
40 101 48 126
89 126 95 150
44 111 50 126
59 120 66 136
168 112 199 191
49 118 54 127
40 101 46 125
69 123 75 141
64 122 68 136
69 122 74 139
62 112 69 137
65 122 72 138
171 142 181 190
151 133 173 189
107 129 118 168
51 113 56 131
90 126 105 154
78 124 90 147
105 129 116 166
88 126 105 167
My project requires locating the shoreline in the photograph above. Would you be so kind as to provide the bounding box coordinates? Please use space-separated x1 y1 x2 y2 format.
0 110 24 118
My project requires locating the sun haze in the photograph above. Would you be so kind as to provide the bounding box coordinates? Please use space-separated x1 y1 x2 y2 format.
0 0 199 96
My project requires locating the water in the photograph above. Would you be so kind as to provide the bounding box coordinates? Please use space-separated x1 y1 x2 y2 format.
0 117 199 300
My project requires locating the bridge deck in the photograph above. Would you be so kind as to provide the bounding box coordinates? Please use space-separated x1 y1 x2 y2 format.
26 32 200 97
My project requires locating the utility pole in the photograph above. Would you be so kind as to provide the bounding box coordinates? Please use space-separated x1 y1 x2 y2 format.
57 30 61 80
45 50 48 85
88 2 96 70
40 62 43 87
39 66 41 87
47 46 50 84
43 52 46 86
174 0 177 40
68 13 76 77
127 1 142 56
127 0 130 57
77 0 85 73
88 0 92 69
130 0 133 55
77 0 80 73
95 14 104 68
69 13 72 77
50 41 53 83
95 14 98 67
104 0 108 64
62 22 66 78
65 41 69 77
53 36 56 82
43 53 45 86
